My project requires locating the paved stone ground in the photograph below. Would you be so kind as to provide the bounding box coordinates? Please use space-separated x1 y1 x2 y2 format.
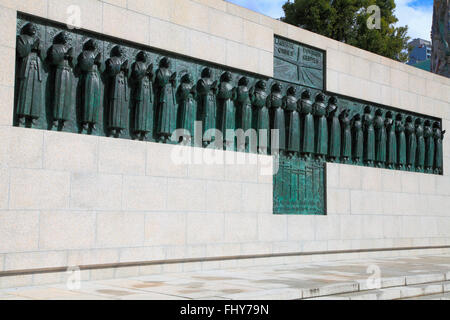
0 254 449 300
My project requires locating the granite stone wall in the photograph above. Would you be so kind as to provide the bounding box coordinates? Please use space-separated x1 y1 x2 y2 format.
0 0 449 288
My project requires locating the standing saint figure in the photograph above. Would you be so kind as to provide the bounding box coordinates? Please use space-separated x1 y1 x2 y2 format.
300 89 315 157
250 80 269 154
16 22 44 126
155 57 177 143
415 118 426 171
363 106 375 166
374 108 386 167
405 116 417 170
352 113 364 163
396 114 407 169
235 77 253 152
327 96 340 162
176 73 197 145
424 120 435 172
385 112 397 169
268 82 285 155
433 122 445 174
314 93 328 160
49 31 75 129
79 39 102 133
340 109 352 163
130 51 154 140
105 45 129 137
197 68 218 147
284 86 300 156
218 71 236 150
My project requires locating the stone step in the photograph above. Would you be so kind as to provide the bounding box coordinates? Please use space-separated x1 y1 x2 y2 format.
300 272 450 300
305 280 450 300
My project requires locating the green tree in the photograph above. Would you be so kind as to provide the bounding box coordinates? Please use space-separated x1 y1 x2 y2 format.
281 0 410 62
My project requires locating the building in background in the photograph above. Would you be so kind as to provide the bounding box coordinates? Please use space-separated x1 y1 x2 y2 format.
407 38 432 71
431 0 449 77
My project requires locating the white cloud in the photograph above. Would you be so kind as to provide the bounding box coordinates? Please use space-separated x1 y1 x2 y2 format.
394 0 433 41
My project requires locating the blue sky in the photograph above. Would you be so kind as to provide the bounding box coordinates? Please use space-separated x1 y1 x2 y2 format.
226 0 434 41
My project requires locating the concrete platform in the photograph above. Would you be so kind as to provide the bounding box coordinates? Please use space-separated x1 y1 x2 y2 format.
0 254 449 300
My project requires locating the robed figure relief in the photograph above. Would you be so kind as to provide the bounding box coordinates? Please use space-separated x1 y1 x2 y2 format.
16 23 44 126
396 114 407 169
218 71 236 150
374 109 387 167
79 39 102 133
49 32 75 129
130 51 154 140
105 46 129 137
235 77 253 152
433 122 445 174
197 68 218 147
340 109 352 163
424 120 435 172
327 97 340 162
385 112 397 169
313 93 328 160
352 114 364 163
405 116 417 170
415 118 426 170
176 73 197 145
284 86 300 155
250 80 269 154
268 82 285 154
300 89 315 157
363 106 375 166
155 57 177 143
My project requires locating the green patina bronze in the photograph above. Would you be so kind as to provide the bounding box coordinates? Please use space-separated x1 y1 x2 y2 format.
13 16 445 217
274 155 326 215
273 37 324 90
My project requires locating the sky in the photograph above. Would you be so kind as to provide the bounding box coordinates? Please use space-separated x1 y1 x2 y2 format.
226 0 434 41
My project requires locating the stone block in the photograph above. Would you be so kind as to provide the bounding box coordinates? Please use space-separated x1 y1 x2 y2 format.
340 215 362 240
0 0 48 18
103 3 149 45
315 215 341 241
8 127 43 169
381 170 402 193
226 41 259 74
189 30 227 65
103 0 127 8
242 19 273 52
0 46 15 87
326 69 339 92
128 0 174 20
96 212 145 248
400 171 420 194
0 210 39 253
0 84 14 126
286 215 316 241
4 251 66 271
9 168 70 210
122 175 167 211
0 7 16 48
224 213 258 242
144 213 186 246
349 56 370 80
66 248 119 266
186 212 224 244
257 214 287 242
0 275 33 289
227 2 260 23
360 167 382 191
119 246 166 263
48 0 103 33
370 62 391 86
338 164 361 189
167 178 205 211
302 282 359 299
38 211 96 250
0 168 9 209
419 174 436 195
390 68 410 92
405 273 445 285
259 15 289 38
209 7 243 43
241 183 272 213
171 0 209 32
205 180 242 213
327 188 351 214
98 137 146 175
326 48 351 74
149 17 191 57
43 131 98 173
70 173 122 210
259 49 274 77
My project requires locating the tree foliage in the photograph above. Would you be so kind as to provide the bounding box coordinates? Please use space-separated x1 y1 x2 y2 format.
281 0 410 62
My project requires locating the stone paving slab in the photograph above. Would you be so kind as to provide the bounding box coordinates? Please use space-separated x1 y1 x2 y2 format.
0 254 449 300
